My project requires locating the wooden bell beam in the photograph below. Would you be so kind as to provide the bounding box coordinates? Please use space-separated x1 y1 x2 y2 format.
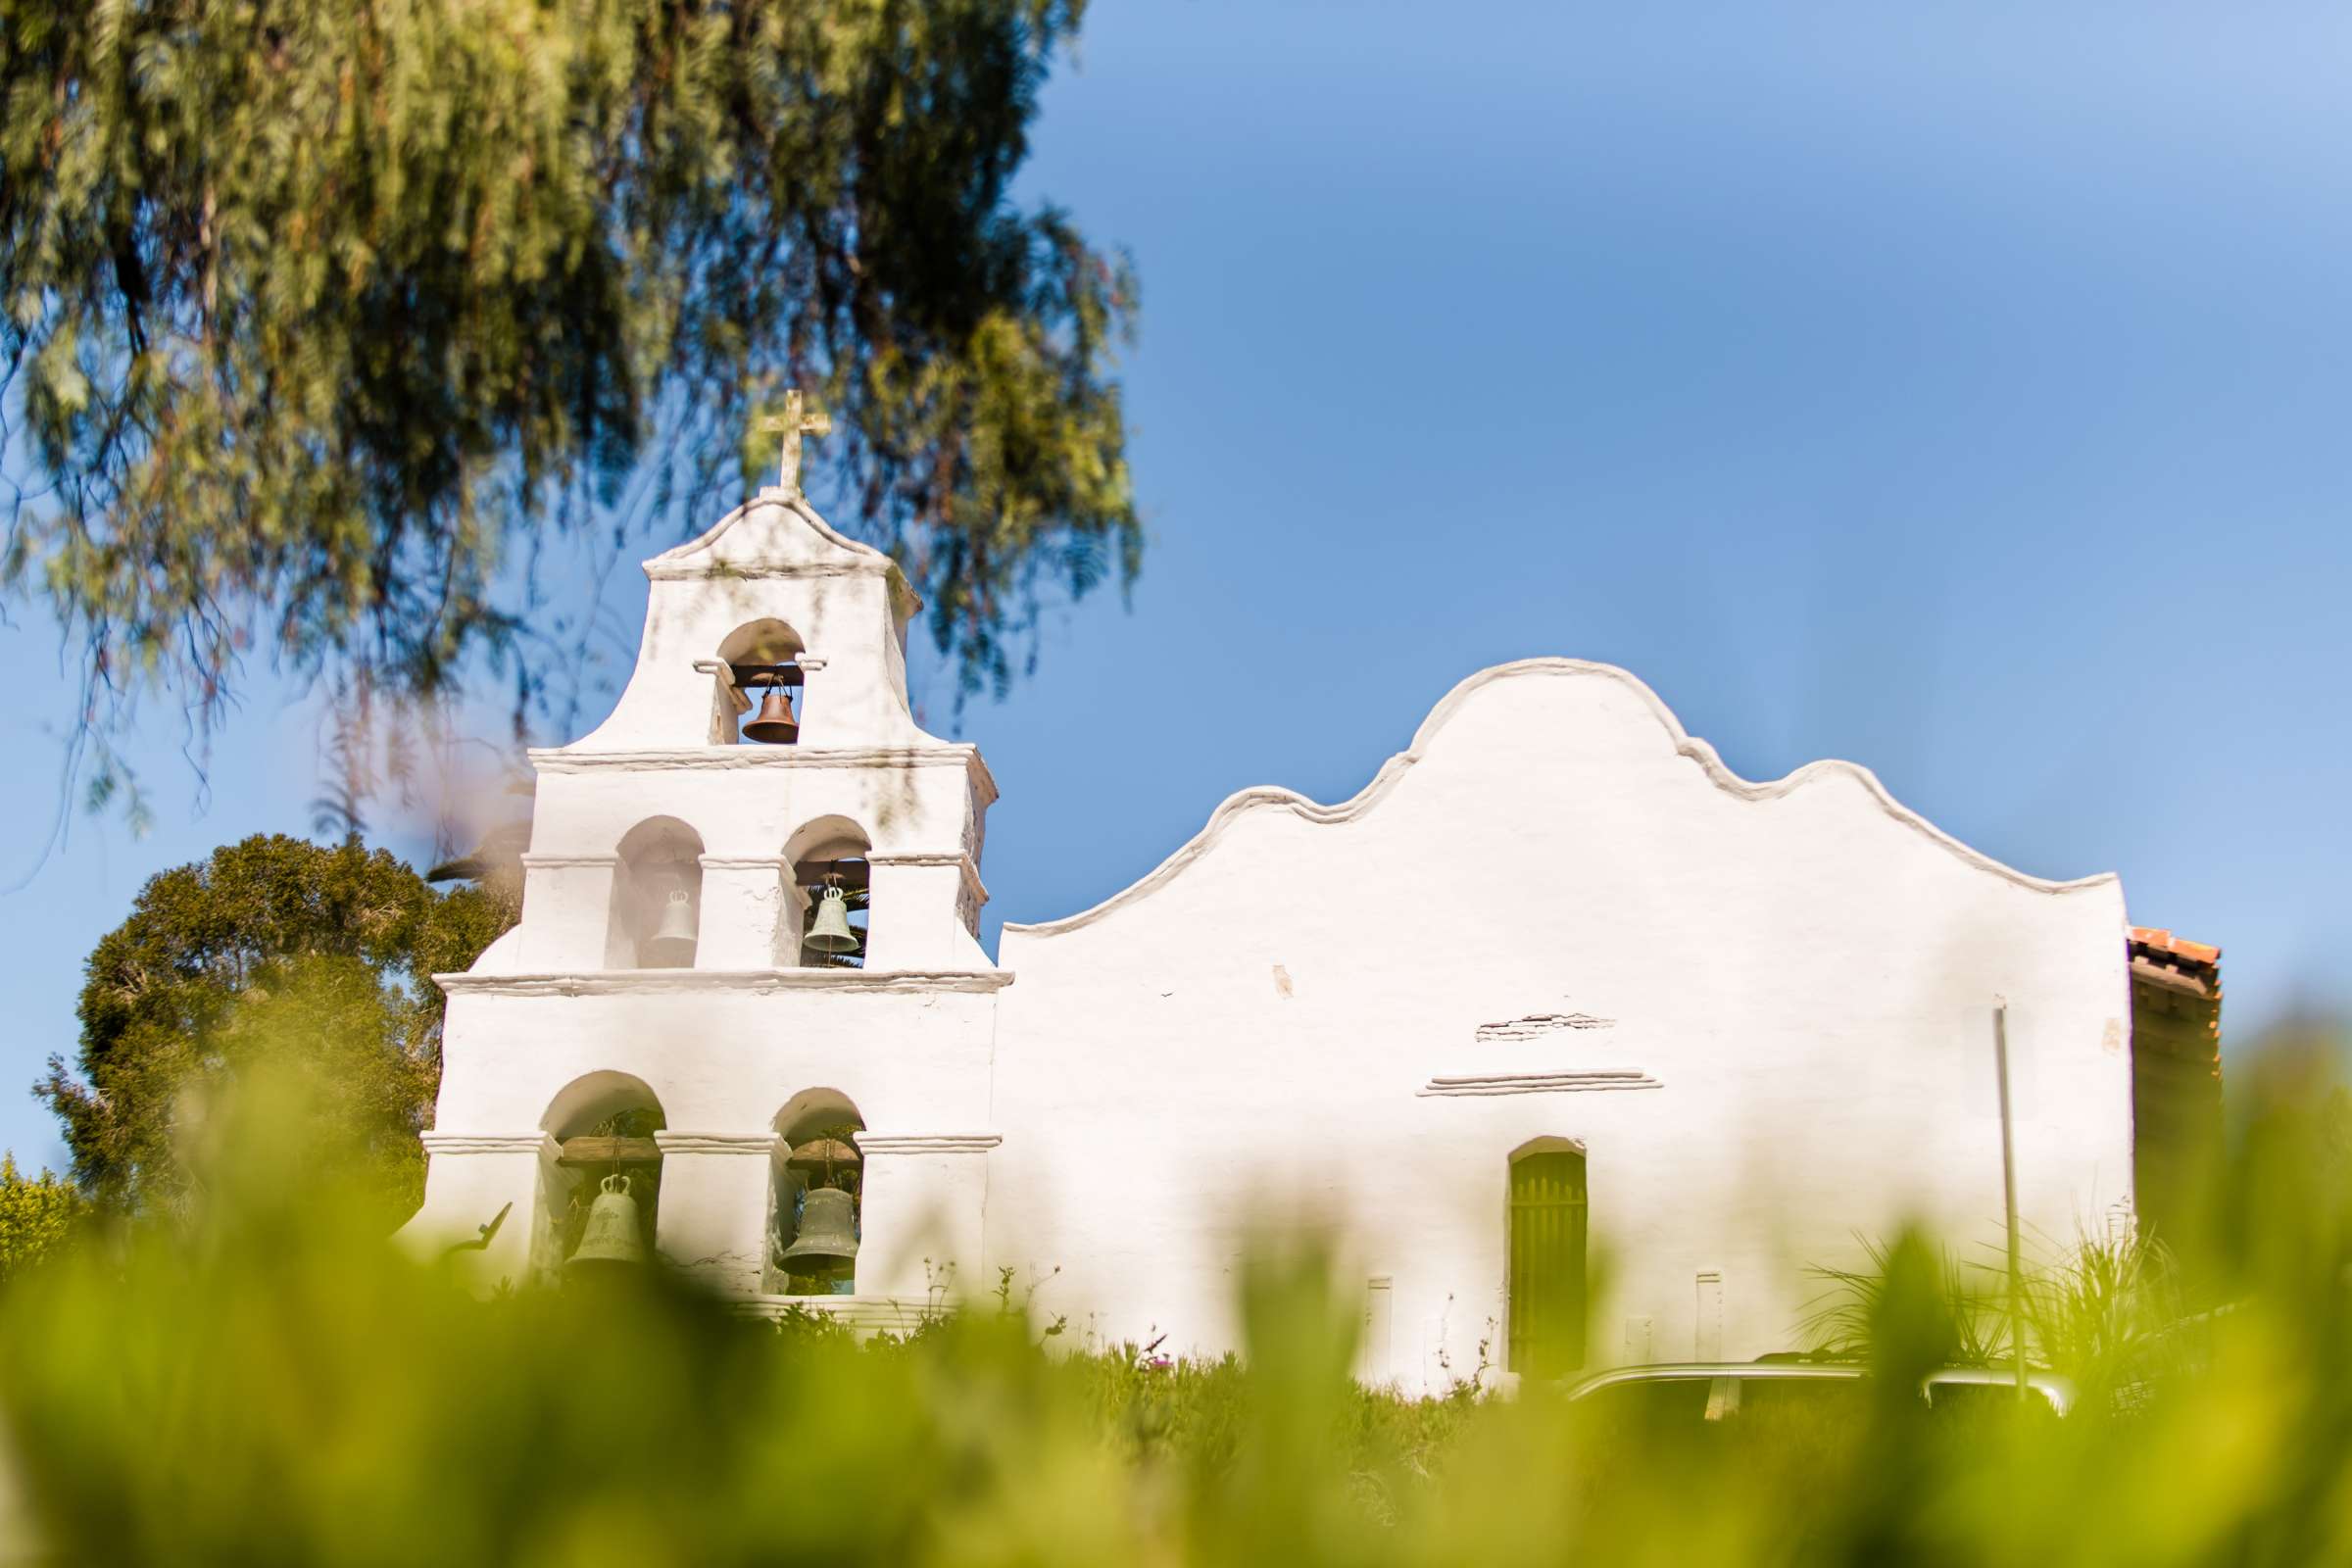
795 858 869 893
556 1135 664 1167
724 662 806 689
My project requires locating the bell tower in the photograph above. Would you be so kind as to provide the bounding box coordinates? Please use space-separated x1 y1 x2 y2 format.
506 416 997 975
573 391 937 760
416 407 1007 1307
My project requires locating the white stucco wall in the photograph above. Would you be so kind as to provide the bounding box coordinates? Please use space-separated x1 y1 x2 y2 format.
424 979 1004 1293
408 489 2132 1395
987 662 2131 1389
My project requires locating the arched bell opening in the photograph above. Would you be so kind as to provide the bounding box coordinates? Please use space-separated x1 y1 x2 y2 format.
711 618 807 747
1505 1138 1590 1381
784 815 870 970
608 816 706 968
766 1087 866 1296
536 1072 668 1283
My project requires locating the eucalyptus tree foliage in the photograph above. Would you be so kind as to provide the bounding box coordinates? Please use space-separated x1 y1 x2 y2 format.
42 832 513 1215
0 0 1138 808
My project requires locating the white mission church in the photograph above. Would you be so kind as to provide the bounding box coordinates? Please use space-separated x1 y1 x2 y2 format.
404 440 2209 1394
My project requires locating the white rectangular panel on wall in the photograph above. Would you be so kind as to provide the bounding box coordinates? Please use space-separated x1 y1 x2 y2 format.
1694 1271 1724 1360
1358 1276 1394 1385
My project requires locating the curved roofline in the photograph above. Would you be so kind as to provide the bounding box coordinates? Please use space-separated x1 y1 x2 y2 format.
1003 658 2117 941
641 489 894 574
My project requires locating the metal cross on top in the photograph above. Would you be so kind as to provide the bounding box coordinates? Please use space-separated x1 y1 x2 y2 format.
759 390 833 494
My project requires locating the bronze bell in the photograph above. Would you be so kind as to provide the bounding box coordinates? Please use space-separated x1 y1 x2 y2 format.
567 1173 649 1272
643 888 697 967
742 686 799 745
803 885 858 956
779 1185 858 1283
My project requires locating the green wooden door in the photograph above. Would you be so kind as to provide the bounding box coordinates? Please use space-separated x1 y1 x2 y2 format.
1508 1151 1590 1379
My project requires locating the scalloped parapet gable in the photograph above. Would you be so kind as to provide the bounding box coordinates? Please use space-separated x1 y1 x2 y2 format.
569 489 931 752
984 659 2133 1359
1004 658 2114 944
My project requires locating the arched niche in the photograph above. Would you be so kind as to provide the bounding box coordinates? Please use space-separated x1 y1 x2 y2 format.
784 815 871 969
711 618 807 746
536 1071 668 1282
608 816 706 968
767 1087 866 1296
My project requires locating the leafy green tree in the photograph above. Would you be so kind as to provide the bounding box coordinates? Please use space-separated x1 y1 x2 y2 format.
38 833 512 1217
1 0 1137 804
0 1155 86 1283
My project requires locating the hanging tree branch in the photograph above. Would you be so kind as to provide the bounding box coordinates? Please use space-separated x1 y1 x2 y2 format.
0 0 1140 815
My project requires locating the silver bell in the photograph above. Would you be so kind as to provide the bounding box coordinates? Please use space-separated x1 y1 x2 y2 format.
803 885 858 956
643 888 697 967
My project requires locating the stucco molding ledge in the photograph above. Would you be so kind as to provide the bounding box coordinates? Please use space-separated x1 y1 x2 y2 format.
420 1132 554 1155
1418 1070 1664 1097
647 558 885 584
653 1131 777 1156
729 1294 946 1333
1004 658 2119 940
853 1133 1004 1156
433 967 1012 998
527 742 990 784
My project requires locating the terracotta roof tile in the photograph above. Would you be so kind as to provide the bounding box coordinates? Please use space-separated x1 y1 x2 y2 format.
2129 926 2222 968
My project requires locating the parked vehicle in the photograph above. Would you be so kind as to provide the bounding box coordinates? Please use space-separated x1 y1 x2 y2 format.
1561 1361 2076 1424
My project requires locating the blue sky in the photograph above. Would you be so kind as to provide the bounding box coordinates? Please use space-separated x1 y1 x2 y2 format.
4 2 2347 1168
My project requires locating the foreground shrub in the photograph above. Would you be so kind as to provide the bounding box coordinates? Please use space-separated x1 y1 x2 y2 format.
3 1026 2351 1563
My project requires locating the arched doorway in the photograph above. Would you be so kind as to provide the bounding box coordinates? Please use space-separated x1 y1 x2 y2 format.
1507 1140 1589 1380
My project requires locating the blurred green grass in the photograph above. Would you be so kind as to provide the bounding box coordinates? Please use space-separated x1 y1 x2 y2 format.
2 1020 2347 1566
